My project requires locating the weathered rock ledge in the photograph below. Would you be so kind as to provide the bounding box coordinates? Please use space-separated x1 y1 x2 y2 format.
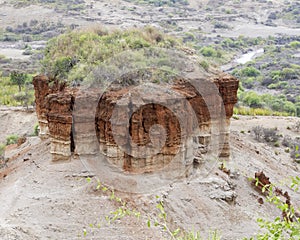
33 68 238 174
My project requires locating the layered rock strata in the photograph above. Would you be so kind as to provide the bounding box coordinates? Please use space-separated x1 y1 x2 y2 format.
95 74 238 173
33 75 74 161
33 72 238 171
46 92 75 161
32 75 51 139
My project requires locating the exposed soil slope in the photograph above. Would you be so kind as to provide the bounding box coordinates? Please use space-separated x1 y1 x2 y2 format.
0 110 299 239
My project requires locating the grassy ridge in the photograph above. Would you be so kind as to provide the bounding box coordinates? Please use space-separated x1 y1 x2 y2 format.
41 27 183 83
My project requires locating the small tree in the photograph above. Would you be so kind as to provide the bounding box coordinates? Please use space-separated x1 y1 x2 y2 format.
263 127 279 142
10 71 27 92
282 135 292 147
13 82 34 109
252 125 264 141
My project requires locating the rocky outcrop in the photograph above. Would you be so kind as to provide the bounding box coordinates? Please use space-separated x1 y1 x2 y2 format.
33 69 238 170
46 92 75 161
32 75 50 139
96 83 190 173
95 73 238 173
73 90 101 156
213 73 239 157
33 75 74 161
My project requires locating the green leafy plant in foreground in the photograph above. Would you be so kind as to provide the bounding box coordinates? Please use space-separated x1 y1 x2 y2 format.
0 143 6 168
33 123 39 136
0 143 5 157
292 145 300 162
147 196 220 239
244 177 300 240
147 195 181 239
6 134 19 145
84 178 220 240
82 177 140 237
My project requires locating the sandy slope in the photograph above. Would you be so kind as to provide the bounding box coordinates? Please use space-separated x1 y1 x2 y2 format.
0 138 165 239
0 110 300 239
0 107 38 143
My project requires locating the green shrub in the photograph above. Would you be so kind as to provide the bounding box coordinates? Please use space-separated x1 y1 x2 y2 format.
41 27 181 82
0 76 35 107
238 91 297 117
10 71 28 92
240 66 261 77
281 68 297 79
200 46 217 57
263 128 280 142
6 135 19 145
282 135 293 147
33 123 39 136
234 107 289 117
267 81 288 89
285 147 290 153
283 101 297 115
289 41 300 48
245 177 300 239
291 144 300 160
52 56 76 79
241 91 263 108
13 91 34 108
199 60 209 71
243 77 256 88
0 143 5 156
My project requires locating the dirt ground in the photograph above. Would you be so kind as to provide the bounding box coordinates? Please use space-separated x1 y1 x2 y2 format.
0 107 37 143
0 108 299 239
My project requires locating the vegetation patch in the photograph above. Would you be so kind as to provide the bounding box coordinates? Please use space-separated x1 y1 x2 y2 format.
40 27 203 84
8 0 86 12
123 0 188 7
0 74 34 107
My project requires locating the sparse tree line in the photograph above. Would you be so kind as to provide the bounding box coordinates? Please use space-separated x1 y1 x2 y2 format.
1 19 66 42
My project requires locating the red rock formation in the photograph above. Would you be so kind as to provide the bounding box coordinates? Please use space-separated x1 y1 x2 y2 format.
33 68 238 168
95 72 238 173
213 73 239 157
33 75 74 161
33 75 51 139
95 84 191 173
46 91 75 161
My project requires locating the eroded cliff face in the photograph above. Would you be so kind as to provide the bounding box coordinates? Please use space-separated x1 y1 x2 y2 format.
32 75 51 139
33 71 238 173
95 73 238 173
46 92 75 161
73 90 101 156
33 75 75 161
